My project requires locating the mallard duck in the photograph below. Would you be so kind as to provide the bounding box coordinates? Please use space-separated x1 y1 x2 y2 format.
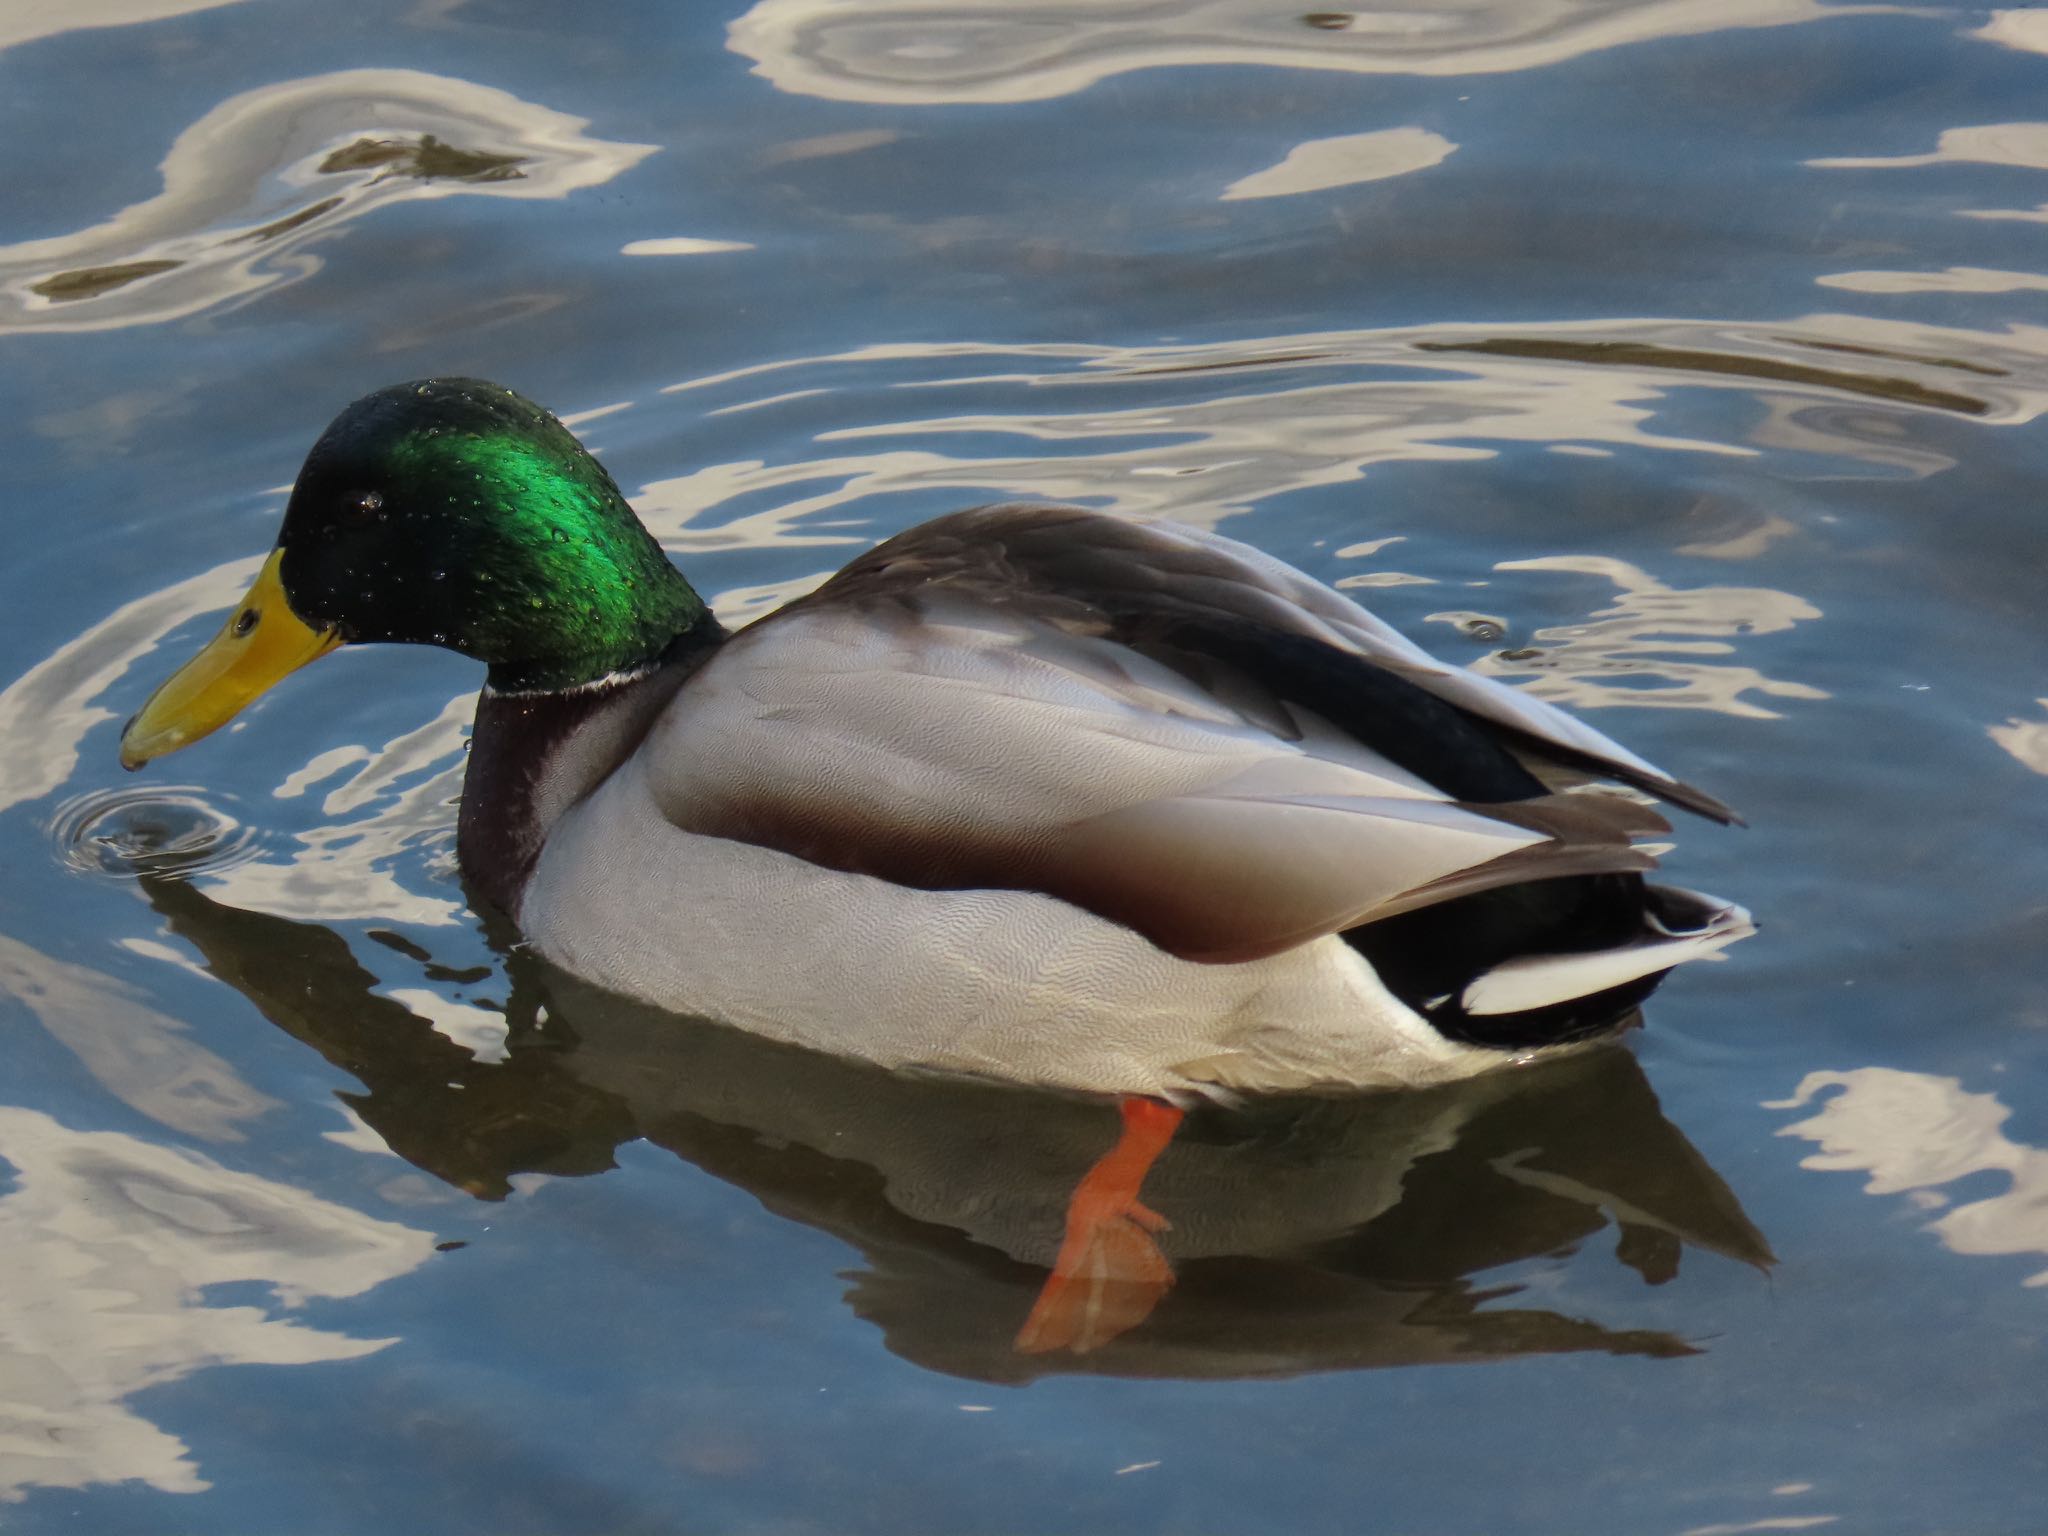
121 379 1751 1347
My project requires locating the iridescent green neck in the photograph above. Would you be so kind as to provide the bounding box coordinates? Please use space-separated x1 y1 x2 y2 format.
391 426 707 692
275 379 719 694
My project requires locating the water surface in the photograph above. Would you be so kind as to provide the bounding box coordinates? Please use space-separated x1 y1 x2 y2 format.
4 2 2047 1530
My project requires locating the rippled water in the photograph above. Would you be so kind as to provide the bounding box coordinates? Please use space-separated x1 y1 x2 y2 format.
4 2 2047 1530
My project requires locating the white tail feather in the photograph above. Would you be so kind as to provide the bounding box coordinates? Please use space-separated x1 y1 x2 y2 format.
1460 891 1755 1016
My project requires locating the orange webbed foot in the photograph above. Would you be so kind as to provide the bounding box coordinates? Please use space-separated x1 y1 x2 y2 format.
1015 1097 1184 1355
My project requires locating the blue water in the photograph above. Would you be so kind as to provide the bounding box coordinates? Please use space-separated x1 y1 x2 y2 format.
4 2 2048 1530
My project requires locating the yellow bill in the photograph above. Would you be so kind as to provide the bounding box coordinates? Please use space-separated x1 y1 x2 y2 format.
120 549 341 769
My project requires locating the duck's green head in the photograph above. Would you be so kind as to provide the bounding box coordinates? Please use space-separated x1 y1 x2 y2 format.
120 379 711 769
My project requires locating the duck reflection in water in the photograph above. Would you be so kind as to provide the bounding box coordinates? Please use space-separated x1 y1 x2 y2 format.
137 873 1769 1377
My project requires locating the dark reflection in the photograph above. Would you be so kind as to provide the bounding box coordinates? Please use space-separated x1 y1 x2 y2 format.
31 259 182 302
139 876 630 1197
236 196 345 245
1791 333 2010 380
139 874 1769 1383
316 134 528 183
1118 348 1332 376
29 137 530 304
1416 337 1990 415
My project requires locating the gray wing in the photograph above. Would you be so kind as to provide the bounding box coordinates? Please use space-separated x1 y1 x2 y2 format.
792 503 1736 822
640 505 1720 965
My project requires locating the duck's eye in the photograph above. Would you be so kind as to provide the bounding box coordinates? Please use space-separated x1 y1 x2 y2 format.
347 490 385 518
231 607 259 639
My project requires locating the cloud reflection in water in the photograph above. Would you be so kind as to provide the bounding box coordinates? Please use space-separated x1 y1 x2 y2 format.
648 311 2048 559
1220 128 1458 201
1989 700 2048 775
0 1107 432 1501
0 70 657 334
1809 120 2048 226
728 0 1880 105
0 935 274 1143
0 0 249 56
1473 555 1825 719
1775 1068 2048 1288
